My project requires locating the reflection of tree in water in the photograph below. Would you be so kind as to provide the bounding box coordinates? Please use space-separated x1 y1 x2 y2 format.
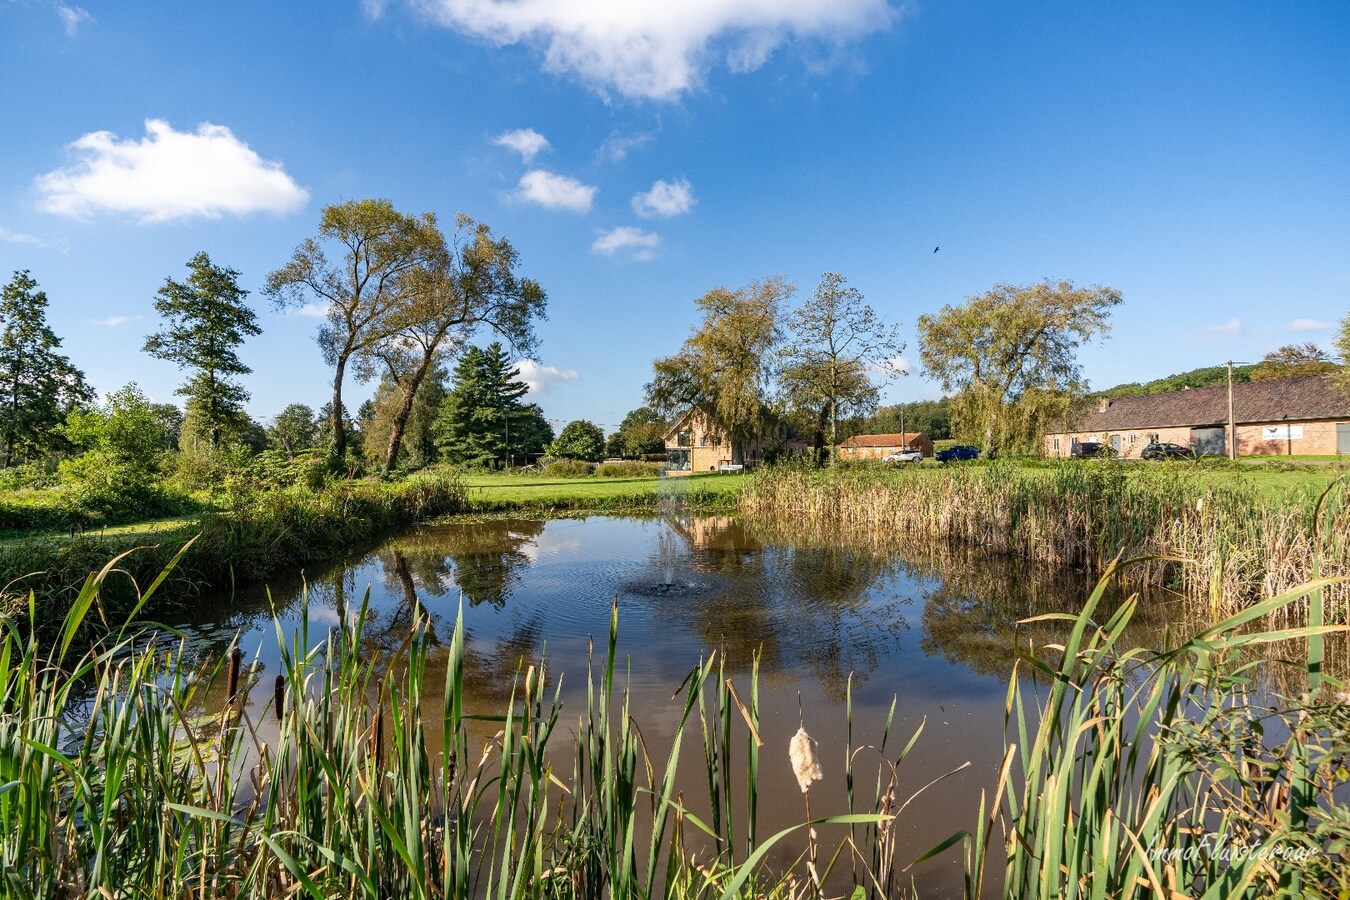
383 518 546 608
660 515 909 698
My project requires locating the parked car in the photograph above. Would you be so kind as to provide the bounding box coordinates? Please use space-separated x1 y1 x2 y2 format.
1071 442 1115 459
935 445 980 462
1141 441 1195 461
882 449 923 463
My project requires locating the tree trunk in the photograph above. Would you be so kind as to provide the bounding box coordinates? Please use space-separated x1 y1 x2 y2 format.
330 355 348 461
383 351 436 474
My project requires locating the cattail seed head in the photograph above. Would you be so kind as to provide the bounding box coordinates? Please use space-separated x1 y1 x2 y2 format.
789 726 822 793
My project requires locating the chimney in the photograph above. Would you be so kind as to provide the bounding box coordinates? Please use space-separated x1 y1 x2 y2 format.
1098 397 1111 413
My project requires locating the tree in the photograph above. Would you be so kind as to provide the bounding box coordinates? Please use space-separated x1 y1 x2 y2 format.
367 216 546 473
608 406 668 458
362 366 448 469
917 279 1121 454
0 271 92 466
1335 312 1350 398
511 403 554 456
269 403 319 453
433 343 531 467
777 273 903 462
60 383 173 507
647 278 788 464
549 420 605 461
857 398 952 441
265 199 447 462
1250 343 1339 381
144 252 261 449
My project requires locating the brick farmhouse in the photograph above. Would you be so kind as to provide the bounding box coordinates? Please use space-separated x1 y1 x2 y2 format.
1044 374 1350 459
838 432 936 460
664 408 808 474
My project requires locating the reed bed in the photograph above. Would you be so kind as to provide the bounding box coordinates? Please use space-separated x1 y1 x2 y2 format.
0 551 932 898
741 462 1350 624
964 559 1350 899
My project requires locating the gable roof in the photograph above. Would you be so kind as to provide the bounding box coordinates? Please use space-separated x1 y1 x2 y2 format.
1053 375 1350 433
839 432 927 448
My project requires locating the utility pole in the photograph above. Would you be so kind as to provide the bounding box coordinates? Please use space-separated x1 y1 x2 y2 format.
900 403 906 450
1226 360 1237 460
504 410 510 470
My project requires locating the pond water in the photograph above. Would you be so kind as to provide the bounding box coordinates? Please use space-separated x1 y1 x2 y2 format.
171 512 1164 897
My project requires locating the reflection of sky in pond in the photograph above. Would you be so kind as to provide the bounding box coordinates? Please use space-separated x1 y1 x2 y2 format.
171 513 1124 897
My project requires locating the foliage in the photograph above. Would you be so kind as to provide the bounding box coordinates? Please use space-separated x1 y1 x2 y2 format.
917 279 1121 454
853 398 952 441
1333 311 1350 398
265 198 448 460
548 419 605 461
143 252 261 448
0 270 92 467
648 278 789 464
433 343 540 467
364 215 547 472
541 458 595 477
607 406 668 458
57 383 178 514
361 366 447 470
268 403 320 452
1251 342 1339 381
594 460 665 478
1096 363 1257 398
777 272 903 460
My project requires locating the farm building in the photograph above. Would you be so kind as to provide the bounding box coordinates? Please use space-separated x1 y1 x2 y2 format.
1043 374 1350 459
663 408 808 474
837 432 935 459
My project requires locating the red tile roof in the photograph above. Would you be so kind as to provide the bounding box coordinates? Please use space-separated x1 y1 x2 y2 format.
1053 375 1350 433
839 432 927 448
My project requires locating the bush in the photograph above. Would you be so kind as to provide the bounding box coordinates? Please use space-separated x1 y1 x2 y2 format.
542 459 595 478
594 461 664 478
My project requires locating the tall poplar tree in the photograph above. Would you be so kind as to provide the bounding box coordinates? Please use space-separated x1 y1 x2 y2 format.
0 271 92 466
143 252 260 449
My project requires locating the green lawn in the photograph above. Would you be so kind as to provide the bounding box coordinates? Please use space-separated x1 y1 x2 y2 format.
459 470 746 508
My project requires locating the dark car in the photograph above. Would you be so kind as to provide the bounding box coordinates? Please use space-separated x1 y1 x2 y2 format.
1072 442 1114 459
1141 441 1195 461
935 445 980 462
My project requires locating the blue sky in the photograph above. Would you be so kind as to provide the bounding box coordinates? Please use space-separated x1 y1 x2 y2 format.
2 0 1348 433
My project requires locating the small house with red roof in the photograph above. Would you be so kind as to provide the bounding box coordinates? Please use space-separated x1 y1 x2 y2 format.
838 432 935 460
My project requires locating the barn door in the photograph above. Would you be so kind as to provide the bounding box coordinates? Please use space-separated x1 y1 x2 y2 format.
1110 434 1122 455
1339 423 1350 454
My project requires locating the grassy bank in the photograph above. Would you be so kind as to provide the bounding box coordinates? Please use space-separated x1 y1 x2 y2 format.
0 471 467 634
458 470 745 511
741 461 1350 622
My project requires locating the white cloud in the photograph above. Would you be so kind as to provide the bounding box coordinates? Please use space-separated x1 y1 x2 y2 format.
592 226 661 260
493 128 550 163
90 315 131 327
0 227 41 246
290 302 329 318
1290 318 1332 332
1205 318 1248 337
875 354 910 377
402 0 897 100
514 169 596 213
597 131 655 162
35 119 310 223
631 179 695 218
515 359 579 394
56 4 90 35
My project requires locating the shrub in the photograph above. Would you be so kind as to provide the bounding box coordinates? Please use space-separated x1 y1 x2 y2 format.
594 461 663 478
542 459 595 478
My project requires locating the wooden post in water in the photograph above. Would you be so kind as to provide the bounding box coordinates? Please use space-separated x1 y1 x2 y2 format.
273 675 286 720
371 706 385 772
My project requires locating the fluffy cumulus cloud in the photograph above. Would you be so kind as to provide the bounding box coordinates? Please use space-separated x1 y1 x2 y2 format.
1290 318 1332 331
515 359 579 394
592 226 661 260
514 169 596 212
403 0 897 100
493 127 550 162
631 179 695 218
35 119 310 223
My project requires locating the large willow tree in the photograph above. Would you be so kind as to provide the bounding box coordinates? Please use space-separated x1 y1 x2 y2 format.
917 279 1122 454
646 278 788 464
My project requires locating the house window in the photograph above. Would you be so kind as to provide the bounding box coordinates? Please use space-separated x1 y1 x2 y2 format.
1129 433 1137 445
677 430 692 448
1052 437 1060 452
699 432 708 447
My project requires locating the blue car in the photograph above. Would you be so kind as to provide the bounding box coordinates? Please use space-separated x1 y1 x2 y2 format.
935 445 981 462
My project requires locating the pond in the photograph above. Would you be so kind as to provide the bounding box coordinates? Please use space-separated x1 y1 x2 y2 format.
170 512 1164 897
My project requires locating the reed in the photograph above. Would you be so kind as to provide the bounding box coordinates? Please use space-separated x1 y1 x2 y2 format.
741 462 1350 623
964 558 1350 898
0 550 921 898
